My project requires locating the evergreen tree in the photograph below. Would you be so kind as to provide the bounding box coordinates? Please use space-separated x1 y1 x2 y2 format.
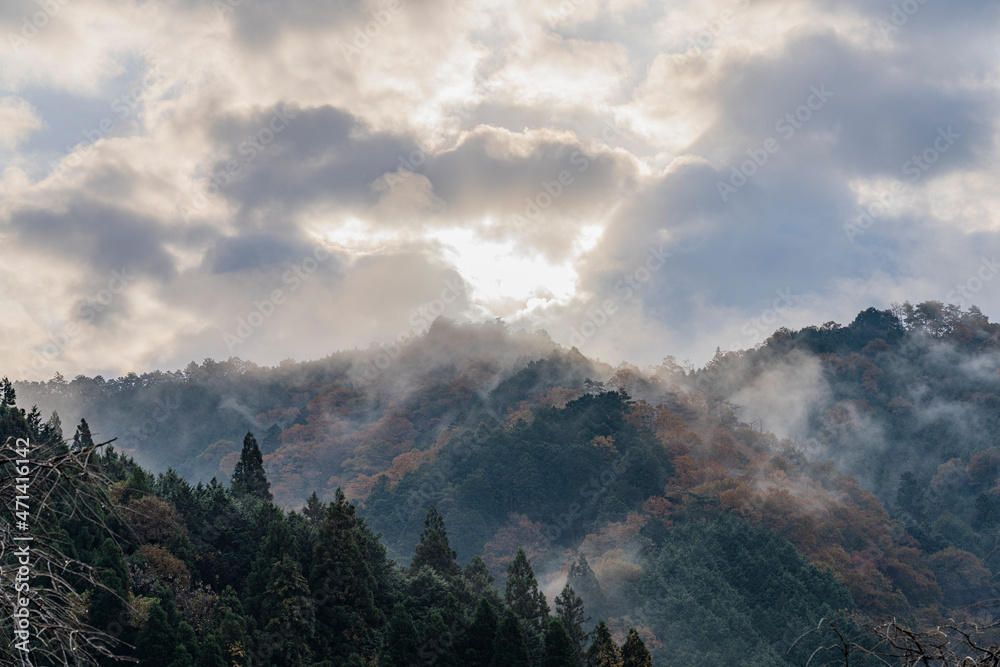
465 555 500 600
621 628 652 667
410 505 461 577
260 554 315 667
245 517 293 621
231 431 272 501
167 644 195 667
73 417 95 450
974 492 999 531
217 586 251 667
196 633 228 667
134 601 177 667
490 608 532 667
173 621 199 666
460 597 500 667
568 555 607 616
422 611 459 667
303 491 326 524
261 422 282 454
543 617 579 667
310 488 384 662
0 377 15 406
88 539 129 635
380 603 420 667
556 583 590 665
586 621 622 667
896 471 926 521
505 547 550 633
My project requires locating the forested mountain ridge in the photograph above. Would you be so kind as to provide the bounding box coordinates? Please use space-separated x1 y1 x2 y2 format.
6 301 1000 664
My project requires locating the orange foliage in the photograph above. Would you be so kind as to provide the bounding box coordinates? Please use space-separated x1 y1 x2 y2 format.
482 513 549 574
591 435 618 458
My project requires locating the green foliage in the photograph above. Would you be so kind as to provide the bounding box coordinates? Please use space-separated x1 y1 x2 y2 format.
621 628 652 667
543 617 580 667
134 602 176 667
231 431 272 501
586 621 622 667
410 505 461 577
459 597 500 667
505 547 550 634
490 608 532 667
556 583 590 665
260 554 315 667
310 488 385 661
380 603 420 667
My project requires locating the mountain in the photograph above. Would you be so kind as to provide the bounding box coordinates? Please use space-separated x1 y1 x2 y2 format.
7 301 1000 665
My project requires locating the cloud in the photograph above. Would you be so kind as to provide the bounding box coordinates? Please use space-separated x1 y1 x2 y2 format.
0 0 999 378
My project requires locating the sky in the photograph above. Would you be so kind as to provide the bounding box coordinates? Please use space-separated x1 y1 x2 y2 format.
1 0 998 381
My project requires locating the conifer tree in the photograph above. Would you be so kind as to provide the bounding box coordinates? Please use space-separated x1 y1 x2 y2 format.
217 586 251 667
231 431 272 501
196 633 228 667
505 547 550 633
621 628 653 667
134 601 177 667
586 621 622 667
465 555 500 600
410 505 461 577
490 608 532 667
88 538 129 634
556 583 590 665
543 617 579 667
310 488 384 661
245 517 293 621
569 555 607 615
380 603 420 667
423 611 459 667
460 597 500 667
260 554 315 667
303 490 326 524
73 417 94 450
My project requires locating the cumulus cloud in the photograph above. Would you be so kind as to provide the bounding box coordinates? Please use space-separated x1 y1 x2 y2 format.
0 0 998 379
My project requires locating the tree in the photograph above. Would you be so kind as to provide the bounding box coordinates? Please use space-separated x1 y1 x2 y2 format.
245 517 293 621
303 491 325 524
505 547 550 634
586 621 622 667
543 617 579 667
410 505 461 577
568 556 607 616
134 601 177 667
896 472 925 521
196 633 228 667
621 628 652 667
556 583 590 664
88 539 130 635
490 608 532 667
380 603 420 667
230 431 272 501
73 417 95 450
460 597 500 667
310 489 384 662
260 554 315 667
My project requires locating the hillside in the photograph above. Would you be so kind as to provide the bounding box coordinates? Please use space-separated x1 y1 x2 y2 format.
6 301 1000 665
